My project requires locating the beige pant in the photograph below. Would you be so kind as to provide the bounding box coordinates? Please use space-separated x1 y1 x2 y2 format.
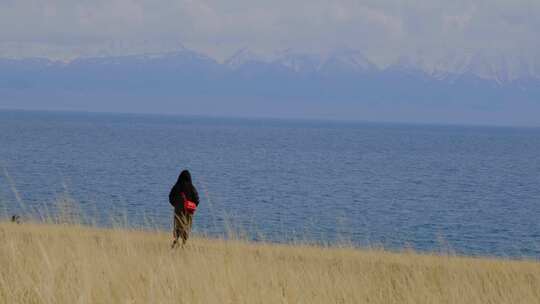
173 212 193 245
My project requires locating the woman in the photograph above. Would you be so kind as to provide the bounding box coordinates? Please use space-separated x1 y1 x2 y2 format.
169 169 200 248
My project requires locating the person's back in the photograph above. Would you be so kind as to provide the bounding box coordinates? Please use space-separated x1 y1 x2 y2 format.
169 169 200 248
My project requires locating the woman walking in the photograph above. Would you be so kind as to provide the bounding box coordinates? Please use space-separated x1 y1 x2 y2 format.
169 169 200 248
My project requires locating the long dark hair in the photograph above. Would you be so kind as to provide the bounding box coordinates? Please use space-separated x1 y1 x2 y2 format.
177 169 192 186
175 169 194 193
170 169 199 207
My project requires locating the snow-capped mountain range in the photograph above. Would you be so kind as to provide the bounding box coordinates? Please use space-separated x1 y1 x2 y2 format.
222 48 539 83
1 46 538 83
0 46 539 124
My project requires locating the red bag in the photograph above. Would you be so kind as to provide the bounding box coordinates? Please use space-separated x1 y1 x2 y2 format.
181 192 197 214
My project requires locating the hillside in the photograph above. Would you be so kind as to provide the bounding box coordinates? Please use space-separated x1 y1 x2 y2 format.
1 221 539 303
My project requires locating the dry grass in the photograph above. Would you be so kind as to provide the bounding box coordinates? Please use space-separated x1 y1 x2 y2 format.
0 221 538 304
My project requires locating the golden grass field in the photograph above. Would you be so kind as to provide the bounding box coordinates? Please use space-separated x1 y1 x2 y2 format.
0 221 539 304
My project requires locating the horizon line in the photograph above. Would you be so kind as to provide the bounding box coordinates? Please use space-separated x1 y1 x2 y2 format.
2 107 539 130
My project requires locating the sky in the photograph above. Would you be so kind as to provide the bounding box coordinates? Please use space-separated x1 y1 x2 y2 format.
1 0 539 65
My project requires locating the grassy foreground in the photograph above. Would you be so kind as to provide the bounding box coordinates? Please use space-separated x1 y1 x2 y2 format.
0 222 539 303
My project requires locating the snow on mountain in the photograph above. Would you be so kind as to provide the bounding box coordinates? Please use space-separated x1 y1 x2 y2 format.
67 44 218 68
222 47 539 83
388 50 540 84
224 48 268 69
1 46 539 122
271 49 324 73
384 56 425 75
462 52 505 84
240 48 379 74
427 52 471 81
321 49 377 73
2 46 539 92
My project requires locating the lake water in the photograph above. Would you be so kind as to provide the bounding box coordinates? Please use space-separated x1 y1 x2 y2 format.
1 110 539 258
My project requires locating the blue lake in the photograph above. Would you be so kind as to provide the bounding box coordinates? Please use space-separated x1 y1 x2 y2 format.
1 110 539 258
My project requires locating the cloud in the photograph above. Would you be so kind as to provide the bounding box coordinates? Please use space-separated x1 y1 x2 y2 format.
0 0 538 63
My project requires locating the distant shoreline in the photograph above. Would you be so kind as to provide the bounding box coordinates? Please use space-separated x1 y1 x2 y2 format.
2 107 539 129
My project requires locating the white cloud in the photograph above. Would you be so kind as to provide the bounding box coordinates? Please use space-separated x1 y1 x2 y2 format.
0 0 538 64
